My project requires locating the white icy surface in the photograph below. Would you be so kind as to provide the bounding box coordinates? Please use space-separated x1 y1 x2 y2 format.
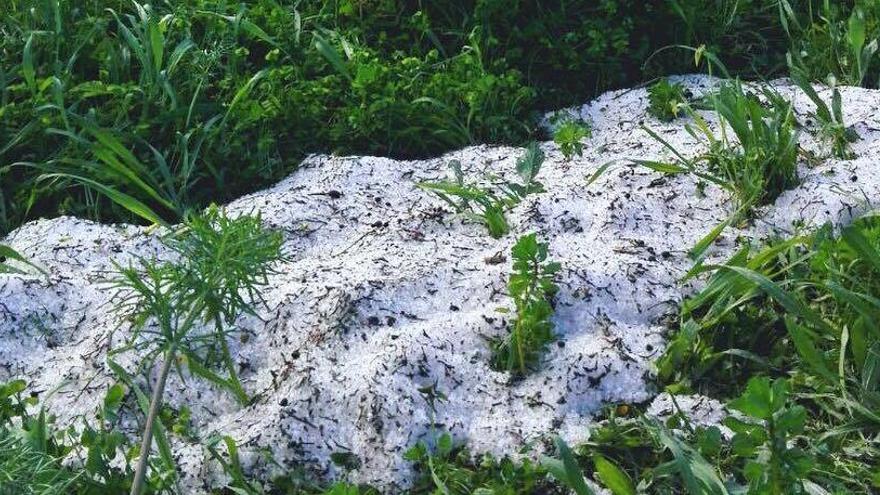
3 75 880 491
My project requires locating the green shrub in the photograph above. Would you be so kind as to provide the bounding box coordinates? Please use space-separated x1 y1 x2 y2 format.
111 207 283 494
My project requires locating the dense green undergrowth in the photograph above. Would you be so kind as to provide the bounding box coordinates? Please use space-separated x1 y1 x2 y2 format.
4 0 878 235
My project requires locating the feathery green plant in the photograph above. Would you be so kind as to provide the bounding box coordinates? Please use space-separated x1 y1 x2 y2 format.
419 143 545 238
647 78 687 122
492 233 560 376
111 206 283 495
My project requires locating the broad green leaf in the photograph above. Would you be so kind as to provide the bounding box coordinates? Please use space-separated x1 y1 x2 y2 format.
37 173 165 226
785 317 837 383
314 34 351 80
593 454 636 495
541 436 595 495
23 33 36 92
653 422 728 495
222 69 268 127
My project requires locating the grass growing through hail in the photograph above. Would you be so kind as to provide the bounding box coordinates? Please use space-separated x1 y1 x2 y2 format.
788 56 859 160
492 233 560 377
419 143 545 238
521 215 880 494
0 243 42 275
592 78 799 261
111 206 283 495
645 213 880 493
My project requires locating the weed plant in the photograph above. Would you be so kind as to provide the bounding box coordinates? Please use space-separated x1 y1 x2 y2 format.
492 233 560 376
779 1 880 87
647 78 687 121
552 117 591 160
593 79 799 260
653 214 880 493
788 56 858 159
419 143 545 238
110 206 283 494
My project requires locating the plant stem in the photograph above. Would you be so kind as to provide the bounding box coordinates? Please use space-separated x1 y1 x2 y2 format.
214 315 248 404
130 345 177 495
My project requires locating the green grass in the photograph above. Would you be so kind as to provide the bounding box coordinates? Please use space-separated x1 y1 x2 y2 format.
654 214 880 493
647 78 687 122
788 55 859 160
3 0 868 235
593 78 799 261
419 143 546 238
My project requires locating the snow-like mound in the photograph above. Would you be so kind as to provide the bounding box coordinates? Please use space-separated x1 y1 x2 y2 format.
3 75 880 491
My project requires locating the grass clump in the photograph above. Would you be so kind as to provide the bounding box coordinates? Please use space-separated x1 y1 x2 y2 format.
647 78 687 121
404 432 555 495
538 375 816 494
779 1 880 87
788 57 858 159
700 83 799 209
419 143 545 238
492 233 560 377
600 80 799 260
0 378 157 493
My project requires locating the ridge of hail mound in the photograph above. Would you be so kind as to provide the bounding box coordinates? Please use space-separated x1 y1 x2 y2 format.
3 75 880 491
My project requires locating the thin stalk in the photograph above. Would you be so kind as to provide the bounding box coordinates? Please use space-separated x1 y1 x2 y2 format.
214 314 248 404
130 343 177 495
